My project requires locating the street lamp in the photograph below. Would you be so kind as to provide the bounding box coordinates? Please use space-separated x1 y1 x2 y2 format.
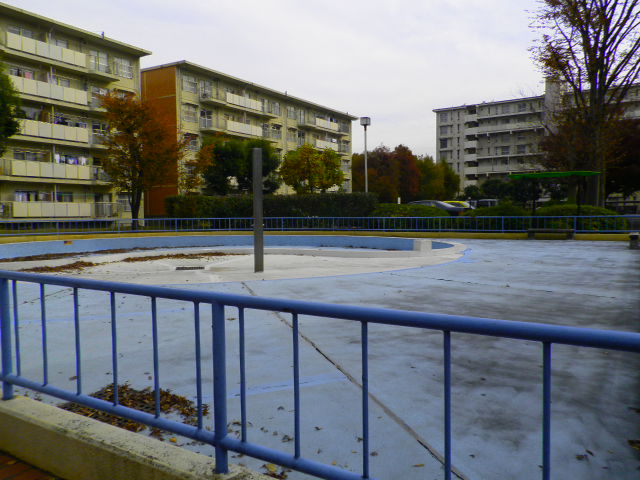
360 117 371 192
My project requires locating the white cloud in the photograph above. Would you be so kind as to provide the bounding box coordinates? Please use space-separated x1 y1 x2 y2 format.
8 0 545 157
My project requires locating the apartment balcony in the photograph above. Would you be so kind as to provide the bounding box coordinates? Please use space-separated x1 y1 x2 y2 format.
464 140 477 149
301 117 348 136
199 91 226 107
10 75 88 107
315 139 338 150
464 113 478 123
464 166 478 175
4 32 86 69
464 153 478 162
18 119 90 144
0 158 109 183
226 120 263 137
465 127 478 136
478 121 542 134
199 118 220 133
9 201 92 218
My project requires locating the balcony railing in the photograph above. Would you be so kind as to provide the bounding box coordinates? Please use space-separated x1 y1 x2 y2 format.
5 32 86 68
226 120 263 137
0 270 638 480
225 92 263 112
18 119 90 144
10 76 88 106
0 158 108 181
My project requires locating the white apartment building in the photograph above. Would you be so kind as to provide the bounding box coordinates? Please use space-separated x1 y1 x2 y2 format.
434 82 640 192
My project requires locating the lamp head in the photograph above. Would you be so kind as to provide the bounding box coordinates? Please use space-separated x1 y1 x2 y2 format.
359 117 371 127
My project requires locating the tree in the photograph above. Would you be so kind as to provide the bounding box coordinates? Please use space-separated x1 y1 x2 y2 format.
532 0 640 204
0 62 22 156
200 137 281 195
463 185 482 200
606 118 640 197
280 144 344 193
100 92 186 229
441 159 461 199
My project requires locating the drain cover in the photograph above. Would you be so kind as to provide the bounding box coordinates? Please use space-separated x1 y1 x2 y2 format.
175 266 204 271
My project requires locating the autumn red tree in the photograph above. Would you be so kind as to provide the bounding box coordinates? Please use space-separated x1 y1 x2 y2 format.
100 92 186 229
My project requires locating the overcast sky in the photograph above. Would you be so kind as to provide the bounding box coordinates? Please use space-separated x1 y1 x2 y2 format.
7 0 546 158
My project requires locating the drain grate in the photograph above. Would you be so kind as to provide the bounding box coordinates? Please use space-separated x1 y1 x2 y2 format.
175 266 205 271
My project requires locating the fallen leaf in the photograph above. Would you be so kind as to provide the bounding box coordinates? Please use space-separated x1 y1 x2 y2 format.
169 437 177 443
413 463 425 467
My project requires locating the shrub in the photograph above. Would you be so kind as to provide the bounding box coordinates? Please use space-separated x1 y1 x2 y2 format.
535 204 626 231
463 202 528 217
370 203 448 217
165 192 378 218
535 204 618 216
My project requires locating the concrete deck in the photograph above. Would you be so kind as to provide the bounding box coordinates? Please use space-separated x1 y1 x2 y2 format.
1 238 638 479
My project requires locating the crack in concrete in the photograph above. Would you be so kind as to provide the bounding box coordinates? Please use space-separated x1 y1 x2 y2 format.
240 281 469 480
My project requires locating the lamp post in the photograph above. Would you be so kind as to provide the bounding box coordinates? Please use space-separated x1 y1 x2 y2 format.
360 117 370 192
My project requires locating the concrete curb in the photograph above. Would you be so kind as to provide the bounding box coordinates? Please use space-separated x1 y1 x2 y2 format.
0 396 269 480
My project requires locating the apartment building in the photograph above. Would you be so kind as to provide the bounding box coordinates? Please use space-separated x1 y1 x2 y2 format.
434 81 640 192
142 61 356 216
0 2 149 219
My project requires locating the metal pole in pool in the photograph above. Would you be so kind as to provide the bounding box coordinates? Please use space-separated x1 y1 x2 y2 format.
253 148 264 272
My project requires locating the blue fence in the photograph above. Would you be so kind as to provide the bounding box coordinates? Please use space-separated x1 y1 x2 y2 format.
0 215 638 236
1 270 639 479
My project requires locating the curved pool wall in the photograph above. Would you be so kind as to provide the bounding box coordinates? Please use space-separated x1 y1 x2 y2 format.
0 235 452 260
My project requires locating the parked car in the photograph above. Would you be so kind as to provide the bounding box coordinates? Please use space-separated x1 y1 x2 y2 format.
408 200 471 216
468 199 499 208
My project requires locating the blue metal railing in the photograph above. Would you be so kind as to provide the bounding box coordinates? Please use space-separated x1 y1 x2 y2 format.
0 215 637 236
1 270 639 480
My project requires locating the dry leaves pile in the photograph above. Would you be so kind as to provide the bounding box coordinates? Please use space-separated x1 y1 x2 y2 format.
59 382 208 440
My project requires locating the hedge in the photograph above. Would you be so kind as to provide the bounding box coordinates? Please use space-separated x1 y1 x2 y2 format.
165 192 378 218
370 203 448 217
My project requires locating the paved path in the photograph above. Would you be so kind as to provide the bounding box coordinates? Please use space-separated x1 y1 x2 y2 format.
5 239 639 479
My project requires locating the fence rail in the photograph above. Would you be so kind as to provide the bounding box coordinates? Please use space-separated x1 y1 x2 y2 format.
0 215 638 236
1 270 639 479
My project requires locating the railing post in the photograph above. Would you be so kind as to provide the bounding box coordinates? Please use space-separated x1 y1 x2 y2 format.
212 302 228 473
1 278 14 400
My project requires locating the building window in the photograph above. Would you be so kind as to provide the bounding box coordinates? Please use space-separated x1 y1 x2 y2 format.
518 103 527 112
440 125 450 135
287 128 297 142
500 146 510 155
501 104 511 114
271 124 282 139
200 110 213 128
270 101 281 116
117 193 132 212
52 75 71 87
54 38 68 48
440 112 449 122
517 144 526 154
199 80 213 97
440 138 449 149
8 26 35 38
9 66 35 79
287 106 296 119
89 50 109 73
183 134 199 151
56 192 73 202
182 104 198 123
182 74 197 93
113 57 133 79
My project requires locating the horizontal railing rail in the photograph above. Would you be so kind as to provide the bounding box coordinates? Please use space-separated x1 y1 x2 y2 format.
0 215 638 236
1 270 639 480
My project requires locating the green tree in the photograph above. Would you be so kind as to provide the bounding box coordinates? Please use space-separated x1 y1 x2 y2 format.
532 0 640 204
463 185 482 200
200 137 281 195
100 92 186 229
441 159 461 199
280 144 344 194
0 62 22 155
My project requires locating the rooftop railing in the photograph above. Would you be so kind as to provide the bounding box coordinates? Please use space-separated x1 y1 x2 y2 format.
1 271 639 479
0 215 637 236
